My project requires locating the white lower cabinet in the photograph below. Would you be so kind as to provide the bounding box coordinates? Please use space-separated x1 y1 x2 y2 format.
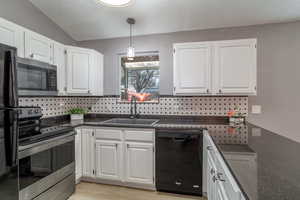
75 129 82 183
81 128 95 178
204 131 245 200
125 142 154 185
76 127 155 190
95 140 122 181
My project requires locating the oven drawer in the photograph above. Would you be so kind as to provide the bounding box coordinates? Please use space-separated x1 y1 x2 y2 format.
19 163 75 200
33 173 75 200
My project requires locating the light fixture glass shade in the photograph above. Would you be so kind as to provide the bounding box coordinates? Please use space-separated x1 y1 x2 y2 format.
97 0 132 7
127 46 135 60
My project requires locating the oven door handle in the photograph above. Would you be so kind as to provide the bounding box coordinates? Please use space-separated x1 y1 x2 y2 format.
18 132 75 159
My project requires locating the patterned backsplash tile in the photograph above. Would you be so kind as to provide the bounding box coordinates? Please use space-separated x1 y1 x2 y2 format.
19 96 248 118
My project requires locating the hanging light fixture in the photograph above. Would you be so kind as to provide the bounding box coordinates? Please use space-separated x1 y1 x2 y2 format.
127 18 135 60
97 0 133 7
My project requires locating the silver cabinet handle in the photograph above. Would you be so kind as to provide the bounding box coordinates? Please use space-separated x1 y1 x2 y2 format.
217 173 226 182
212 176 217 183
207 146 213 151
175 181 182 186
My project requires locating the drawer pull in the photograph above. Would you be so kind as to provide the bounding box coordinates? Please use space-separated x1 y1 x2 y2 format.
207 146 213 151
193 185 200 188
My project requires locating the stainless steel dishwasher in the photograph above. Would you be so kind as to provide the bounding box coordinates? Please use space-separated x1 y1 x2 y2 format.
155 128 203 196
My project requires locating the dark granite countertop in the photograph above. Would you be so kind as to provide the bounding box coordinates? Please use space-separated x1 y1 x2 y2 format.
41 114 300 200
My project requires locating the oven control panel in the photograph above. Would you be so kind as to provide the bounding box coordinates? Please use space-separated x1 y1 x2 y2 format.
18 107 43 119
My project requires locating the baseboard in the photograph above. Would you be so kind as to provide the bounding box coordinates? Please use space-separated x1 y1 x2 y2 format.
80 177 156 191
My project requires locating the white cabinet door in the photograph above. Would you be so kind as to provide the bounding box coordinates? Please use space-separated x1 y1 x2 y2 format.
53 42 66 95
214 39 257 95
125 142 154 185
0 17 24 57
216 182 229 200
75 129 82 182
25 31 53 63
89 51 104 96
174 42 212 95
95 140 122 181
81 129 95 177
66 46 92 94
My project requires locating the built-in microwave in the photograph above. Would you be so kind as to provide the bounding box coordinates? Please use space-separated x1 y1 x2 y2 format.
17 57 58 96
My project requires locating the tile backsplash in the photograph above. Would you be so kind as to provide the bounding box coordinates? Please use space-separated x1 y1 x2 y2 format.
19 96 248 118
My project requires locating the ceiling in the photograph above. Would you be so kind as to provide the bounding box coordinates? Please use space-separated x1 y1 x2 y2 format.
29 0 300 41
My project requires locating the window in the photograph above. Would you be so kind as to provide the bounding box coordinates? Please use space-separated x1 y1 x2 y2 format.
120 52 159 102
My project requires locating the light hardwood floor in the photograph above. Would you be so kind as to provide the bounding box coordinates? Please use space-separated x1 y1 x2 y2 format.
69 182 206 200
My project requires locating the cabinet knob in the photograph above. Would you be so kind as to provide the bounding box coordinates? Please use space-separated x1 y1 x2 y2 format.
210 168 215 175
30 53 34 58
219 89 222 94
206 89 210 93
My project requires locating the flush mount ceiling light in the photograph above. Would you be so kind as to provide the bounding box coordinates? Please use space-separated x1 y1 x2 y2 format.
97 0 133 7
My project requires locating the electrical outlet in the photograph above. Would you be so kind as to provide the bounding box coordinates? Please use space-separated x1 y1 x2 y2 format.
252 105 261 114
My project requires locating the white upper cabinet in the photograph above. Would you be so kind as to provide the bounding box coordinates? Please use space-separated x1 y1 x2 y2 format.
66 46 93 94
173 39 257 96
25 30 54 63
0 17 24 57
125 142 154 185
89 50 104 96
53 42 66 95
95 140 122 181
214 39 257 95
173 42 212 95
66 46 104 95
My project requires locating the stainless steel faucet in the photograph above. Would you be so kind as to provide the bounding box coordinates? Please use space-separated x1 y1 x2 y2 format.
130 96 139 119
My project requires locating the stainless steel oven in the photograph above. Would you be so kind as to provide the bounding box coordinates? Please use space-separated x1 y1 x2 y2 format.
18 132 75 200
17 58 58 96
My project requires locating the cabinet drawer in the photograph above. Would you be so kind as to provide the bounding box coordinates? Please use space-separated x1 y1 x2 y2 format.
124 130 154 142
95 129 122 140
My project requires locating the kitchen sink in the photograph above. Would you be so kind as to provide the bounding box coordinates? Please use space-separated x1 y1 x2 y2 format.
102 118 159 126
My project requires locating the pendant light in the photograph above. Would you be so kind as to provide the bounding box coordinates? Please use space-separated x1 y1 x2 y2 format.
127 18 135 60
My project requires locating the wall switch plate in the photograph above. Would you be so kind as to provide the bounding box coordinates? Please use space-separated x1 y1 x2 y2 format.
252 105 262 114
252 128 261 137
